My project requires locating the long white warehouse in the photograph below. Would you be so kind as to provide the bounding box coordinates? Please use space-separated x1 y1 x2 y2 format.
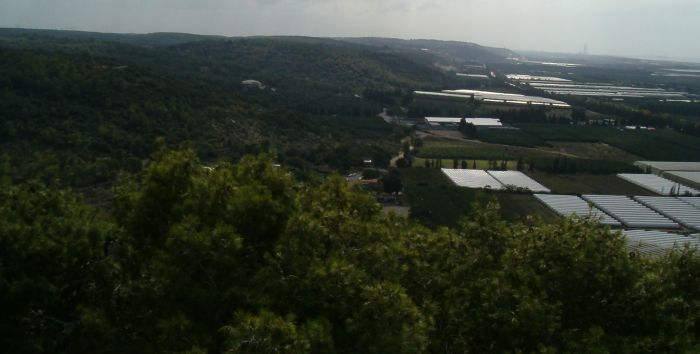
635 161 700 173
488 171 550 193
506 74 571 82
617 174 699 196
664 171 700 190
583 195 680 229
416 89 571 108
441 169 504 190
534 194 621 226
442 89 571 107
425 117 503 127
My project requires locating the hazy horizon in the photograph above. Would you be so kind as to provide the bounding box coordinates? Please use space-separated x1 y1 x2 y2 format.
2 0 699 61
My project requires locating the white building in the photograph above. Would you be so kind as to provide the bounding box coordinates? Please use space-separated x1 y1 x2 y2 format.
424 117 503 129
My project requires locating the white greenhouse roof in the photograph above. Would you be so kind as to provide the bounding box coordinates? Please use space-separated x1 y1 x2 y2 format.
465 118 502 126
665 171 700 184
679 197 700 209
414 91 474 100
457 73 489 79
617 174 699 196
415 89 572 108
441 89 572 107
425 117 462 124
425 117 503 127
506 74 571 82
634 196 700 231
534 194 621 226
488 171 550 193
583 195 680 229
635 161 700 172
622 229 700 257
441 169 504 190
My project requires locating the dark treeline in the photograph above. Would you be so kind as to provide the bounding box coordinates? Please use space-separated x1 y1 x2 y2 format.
513 81 700 136
527 157 642 175
1 149 699 353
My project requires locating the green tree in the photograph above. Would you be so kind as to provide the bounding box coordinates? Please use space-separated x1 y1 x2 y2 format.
459 119 477 138
220 310 332 354
0 183 116 353
112 148 297 351
2 148 700 353
382 169 403 194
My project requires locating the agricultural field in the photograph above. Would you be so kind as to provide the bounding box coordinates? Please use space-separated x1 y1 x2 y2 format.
414 137 640 174
416 137 559 160
518 124 700 161
544 142 641 162
399 168 561 228
525 173 657 196
476 129 548 147
399 168 488 228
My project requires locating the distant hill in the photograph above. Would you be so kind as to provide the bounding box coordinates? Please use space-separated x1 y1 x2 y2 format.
0 30 461 112
338 37 517 64
0 28 225 47
158 37 456 109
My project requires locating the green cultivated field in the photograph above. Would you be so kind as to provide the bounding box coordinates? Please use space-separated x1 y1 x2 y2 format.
518 124 700 161
546 142 641 162
415 138 640 175
476 129 548 147
399 168 488 228
416 138 555 160
399 168 561 228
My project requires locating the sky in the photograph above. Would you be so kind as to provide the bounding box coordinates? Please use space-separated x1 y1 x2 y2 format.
1 0 699 60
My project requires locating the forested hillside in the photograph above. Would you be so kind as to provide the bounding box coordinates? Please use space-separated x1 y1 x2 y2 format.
0 48 371 186
1 149 699 353
0 30 460 111
1 33 440 188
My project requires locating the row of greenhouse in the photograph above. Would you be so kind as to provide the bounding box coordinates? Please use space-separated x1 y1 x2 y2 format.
440 162 700 257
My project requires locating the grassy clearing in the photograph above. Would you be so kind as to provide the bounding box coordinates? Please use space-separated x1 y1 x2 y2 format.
525 173 657 196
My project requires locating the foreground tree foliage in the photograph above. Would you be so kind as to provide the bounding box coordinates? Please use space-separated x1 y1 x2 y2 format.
1 149 700 353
